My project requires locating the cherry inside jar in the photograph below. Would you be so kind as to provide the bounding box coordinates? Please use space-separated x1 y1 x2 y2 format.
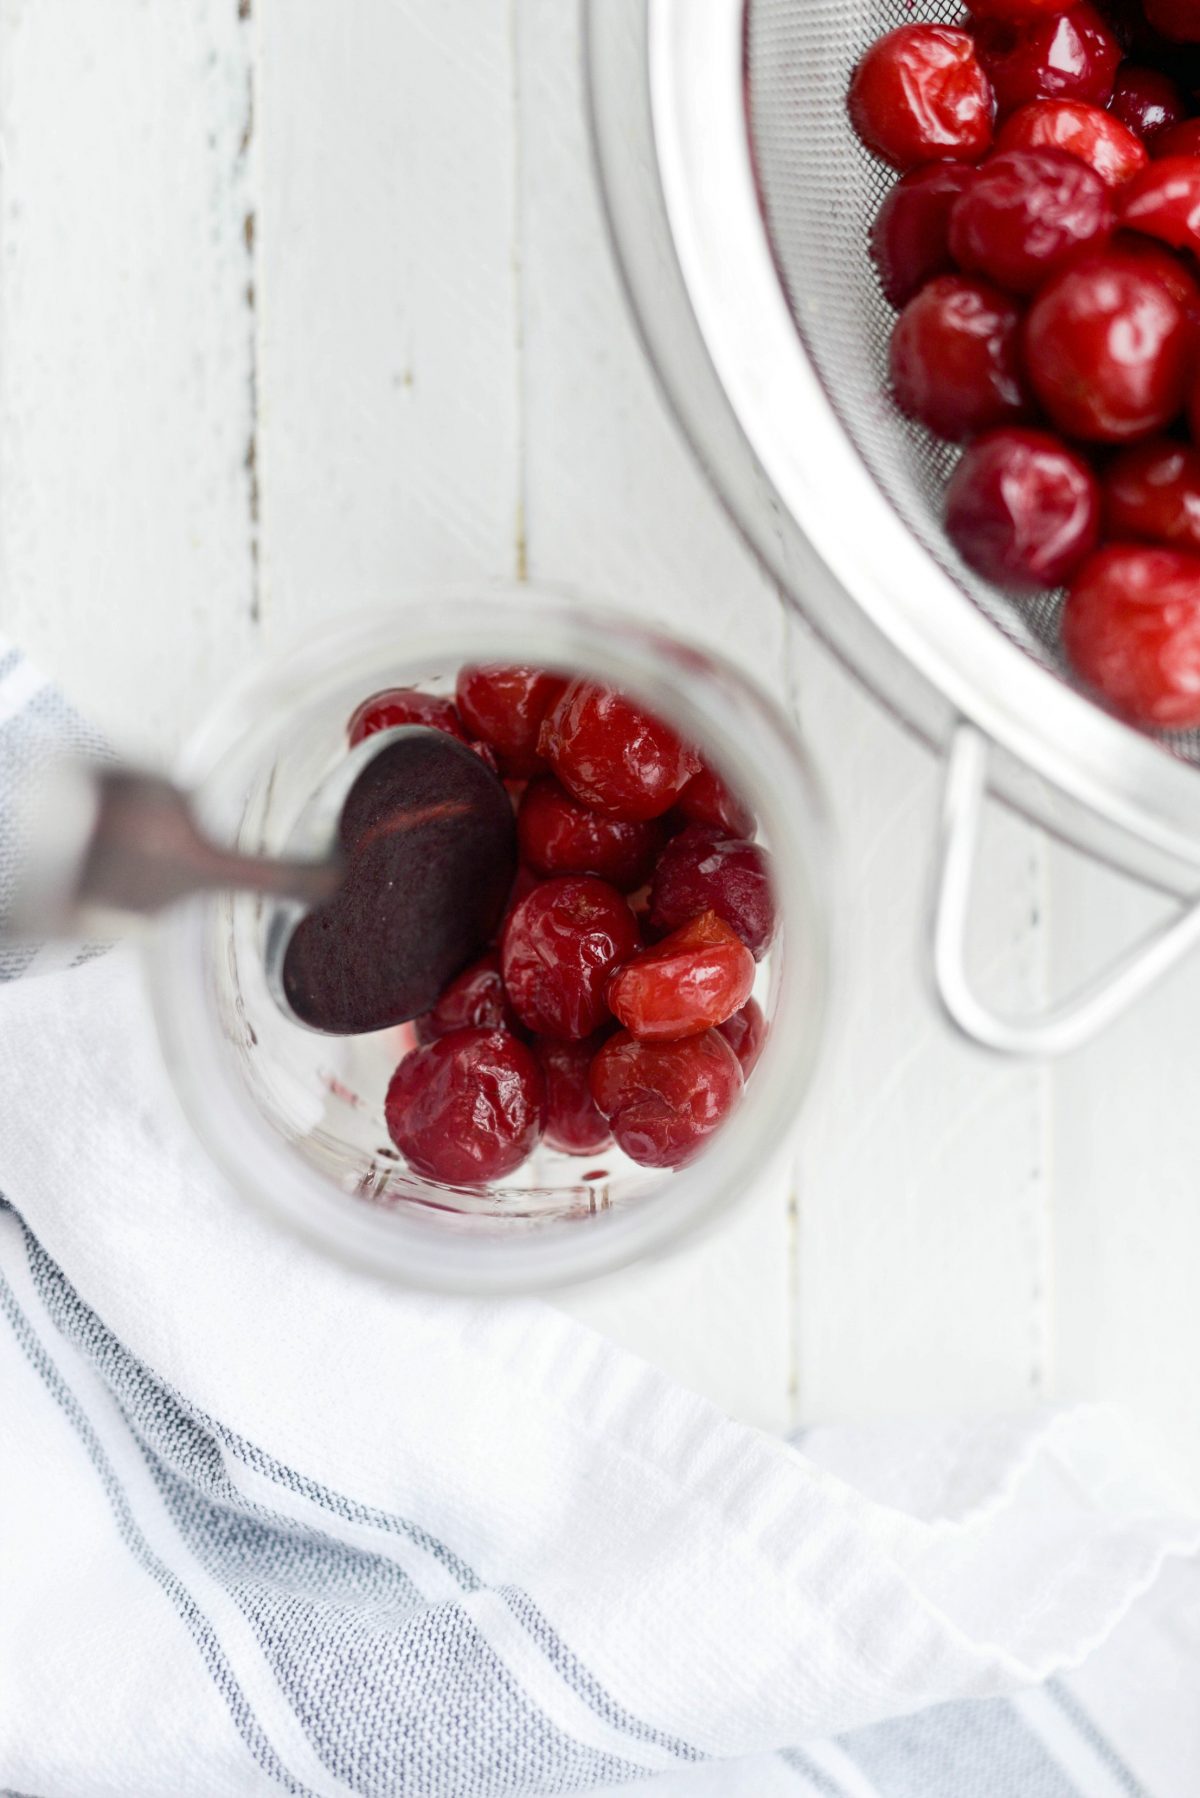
296 663 783 1189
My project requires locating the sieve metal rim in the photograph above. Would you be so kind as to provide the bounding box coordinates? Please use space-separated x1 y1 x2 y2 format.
586 0 1200 900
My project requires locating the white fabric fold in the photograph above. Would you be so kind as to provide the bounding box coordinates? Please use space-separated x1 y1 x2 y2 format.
1 945 1198 1795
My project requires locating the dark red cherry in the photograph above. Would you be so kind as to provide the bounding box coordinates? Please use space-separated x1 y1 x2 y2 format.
535 1034 614 1156
385 1028 544 1184
538 681 700 821
501 874 640 1039
649 826 778 961
588 1030 744 1169
517 778 666 890
454 665 568 778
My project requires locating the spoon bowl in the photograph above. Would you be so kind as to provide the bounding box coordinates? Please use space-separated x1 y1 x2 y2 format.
269 727 517 1035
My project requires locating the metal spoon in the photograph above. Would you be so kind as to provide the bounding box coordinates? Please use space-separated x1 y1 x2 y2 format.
5 729 517 1035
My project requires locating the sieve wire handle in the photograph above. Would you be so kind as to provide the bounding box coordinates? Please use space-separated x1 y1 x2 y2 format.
931 722 1200 1058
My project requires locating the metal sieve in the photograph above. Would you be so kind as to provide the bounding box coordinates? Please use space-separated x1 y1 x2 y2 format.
586 0 1200 1054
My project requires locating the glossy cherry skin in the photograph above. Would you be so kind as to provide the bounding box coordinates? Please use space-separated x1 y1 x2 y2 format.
889 275 1031 441
995 99 1148 184
534 1034 614 1155
454 665 567 778
1143 0 1200 41
347 687 470 748
1102 439 1200 553
1063 544 1200 726
414 949 521 1044
607 911 755 1042
1109 65 1188 147
1106 231 1200 334
847 26 995 171
676 759 756 838
948 146 1113 292
538 681 700 821
385 1027 544 1184
501 874 640 1039
945 426 1100 588
588 1029 744 1170
869 162 978 308
1117 155 1200 255
964 0 1075 17
717 997 767 1078
1154 120 1200 159
970 5 1121 113
517 777 666 890
649 825 778 961
1022 249 1192 439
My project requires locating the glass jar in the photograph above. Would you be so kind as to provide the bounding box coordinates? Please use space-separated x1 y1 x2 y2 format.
146 584 832 1294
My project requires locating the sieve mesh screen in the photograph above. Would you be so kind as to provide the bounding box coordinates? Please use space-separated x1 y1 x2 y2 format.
744 0 1200 765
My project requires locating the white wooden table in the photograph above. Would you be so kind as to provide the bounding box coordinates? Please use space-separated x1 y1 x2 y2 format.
3 1 1198 1501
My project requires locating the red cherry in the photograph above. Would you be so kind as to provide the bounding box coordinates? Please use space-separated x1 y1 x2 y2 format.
517 778 666 890
347 687 470 748
538 681 700 821
964 0 1074 17
995 99 1148 185
1022 248 1192 439
1154 120 1200 159
676 760 756 838
948 147 1113 292
889 275 1031 441
1143 0 1200 41
588 1030 744 1170
385 1028 544 1184
970 6 1122 113
717 998 767 1078
1117 155 1200 256
1105 232 1200 335
607 911 755 1042
414 949 521 1045
454 665 567 779
1109 65 1188 147
945 427 1100 588
869 163 979 308
501 874 639 1040
1063 544 1200 726
535 1034 614 1156
649 825 778 961
1102 438 1200 552
847 26 995 171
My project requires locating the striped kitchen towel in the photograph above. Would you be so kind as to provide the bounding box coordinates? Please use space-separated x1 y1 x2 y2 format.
0 641 109 982
1 641 1198 1797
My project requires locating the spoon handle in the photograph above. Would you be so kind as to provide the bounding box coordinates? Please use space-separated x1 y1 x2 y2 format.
5 761 340 937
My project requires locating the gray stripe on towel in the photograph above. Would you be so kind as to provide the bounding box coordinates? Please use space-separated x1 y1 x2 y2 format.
838 1697 1080 1798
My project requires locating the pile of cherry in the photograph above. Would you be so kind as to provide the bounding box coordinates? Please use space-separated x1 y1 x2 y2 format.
848 0 1200 729
346 670 776 1187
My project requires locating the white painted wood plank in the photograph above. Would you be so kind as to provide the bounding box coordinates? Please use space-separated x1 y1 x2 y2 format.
1047 847 1200 1503
789 635 1052 1423
0 0 257 762
513 0 788 692
514 0 796 1431
253 0 522 639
